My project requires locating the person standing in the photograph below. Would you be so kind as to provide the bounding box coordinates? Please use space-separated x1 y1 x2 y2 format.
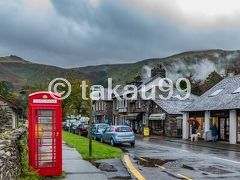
210 123 218 142
192 121 198 134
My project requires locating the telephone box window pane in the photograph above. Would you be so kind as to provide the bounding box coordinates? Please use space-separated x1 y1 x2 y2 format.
35 109 57 168
39 117 54 123
38 110 53 116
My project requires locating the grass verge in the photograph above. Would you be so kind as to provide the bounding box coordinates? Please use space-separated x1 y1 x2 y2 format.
63 131 122 160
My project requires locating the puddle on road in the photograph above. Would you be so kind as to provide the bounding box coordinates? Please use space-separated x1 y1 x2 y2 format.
199 166 233 175
182 164 195 171
134 157 175 167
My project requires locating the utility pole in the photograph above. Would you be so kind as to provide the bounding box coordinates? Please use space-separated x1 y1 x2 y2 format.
88 83 93 157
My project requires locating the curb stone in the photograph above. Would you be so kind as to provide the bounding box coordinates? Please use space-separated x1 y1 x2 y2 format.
121 153 137 180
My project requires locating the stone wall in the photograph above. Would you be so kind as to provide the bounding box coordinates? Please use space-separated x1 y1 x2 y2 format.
0 128 26 180
0 100 14 133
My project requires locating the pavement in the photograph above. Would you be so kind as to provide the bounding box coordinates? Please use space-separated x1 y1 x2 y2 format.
146 135 240 152
61 142 108 180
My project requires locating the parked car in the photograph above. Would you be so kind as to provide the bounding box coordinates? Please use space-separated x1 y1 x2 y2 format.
101 125 135 146
62 121 67 129
92 123 109 140
71 121 81 134
76 123 89 136
63 119 77 131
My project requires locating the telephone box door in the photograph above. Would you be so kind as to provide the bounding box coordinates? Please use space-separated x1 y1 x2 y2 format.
29 92 62 176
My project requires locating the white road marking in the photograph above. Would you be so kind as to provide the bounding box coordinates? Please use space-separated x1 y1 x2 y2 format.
214 157 240 164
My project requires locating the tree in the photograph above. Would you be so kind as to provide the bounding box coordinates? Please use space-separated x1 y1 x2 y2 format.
62 78 91 119
183 73 202 96
0 81 11 96
18 83 47 117
0 81 16 102
200 71 223 92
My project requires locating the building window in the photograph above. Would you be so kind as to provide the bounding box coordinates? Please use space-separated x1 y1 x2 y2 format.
232 87 240 94
138 98 141 108
209 89 223 97
102 101 104 110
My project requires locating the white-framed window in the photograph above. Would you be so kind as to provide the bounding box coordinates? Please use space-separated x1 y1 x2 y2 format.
209 89 223 97
116 100 119 109
120 99 123 108
138 98 141 108
233 87 240 94
101 101 104 110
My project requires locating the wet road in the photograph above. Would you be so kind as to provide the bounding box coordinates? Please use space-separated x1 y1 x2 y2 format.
124 137 240 180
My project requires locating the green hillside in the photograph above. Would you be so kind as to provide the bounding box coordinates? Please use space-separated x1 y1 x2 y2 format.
1 50 240 89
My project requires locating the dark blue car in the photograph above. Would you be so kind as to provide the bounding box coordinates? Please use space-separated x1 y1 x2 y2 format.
92 123 109 140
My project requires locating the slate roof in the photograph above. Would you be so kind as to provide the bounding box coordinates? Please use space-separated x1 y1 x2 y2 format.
137 74 162 90
152 89 198 115
183 76 240 111
0 95 23 112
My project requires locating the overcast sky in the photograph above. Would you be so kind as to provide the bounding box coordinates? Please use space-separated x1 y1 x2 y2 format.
0 0 240 68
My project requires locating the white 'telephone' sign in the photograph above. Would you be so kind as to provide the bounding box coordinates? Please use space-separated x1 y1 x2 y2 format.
33 99 57 104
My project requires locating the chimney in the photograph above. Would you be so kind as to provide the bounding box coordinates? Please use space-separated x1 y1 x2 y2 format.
134 73 142 82
151 64 166 78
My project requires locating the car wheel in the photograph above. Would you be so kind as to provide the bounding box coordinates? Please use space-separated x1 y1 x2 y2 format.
100 137 104 143
131 142 135 147
110 138 115 146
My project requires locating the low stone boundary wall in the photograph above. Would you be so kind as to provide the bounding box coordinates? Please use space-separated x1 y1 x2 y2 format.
0 128 26 180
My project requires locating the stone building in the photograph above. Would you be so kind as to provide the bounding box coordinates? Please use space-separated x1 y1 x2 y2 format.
182 76 240 144
92 89 113 124
112 89 129 126
0 95 22 133
124 64 165 133
149 90 197 137
121 63 197 137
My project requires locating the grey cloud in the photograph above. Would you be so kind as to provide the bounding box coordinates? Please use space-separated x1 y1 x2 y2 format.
0 0 240 67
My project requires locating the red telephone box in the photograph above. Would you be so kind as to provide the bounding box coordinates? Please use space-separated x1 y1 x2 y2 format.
28 91 62 176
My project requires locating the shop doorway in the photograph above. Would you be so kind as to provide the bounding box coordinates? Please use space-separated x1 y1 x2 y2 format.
218 117 229 141
238 117 240 143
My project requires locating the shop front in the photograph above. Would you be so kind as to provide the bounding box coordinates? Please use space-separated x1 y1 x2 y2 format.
127 113 142 133
237 111 240 143
211 111 229 141
148 113 165 135
189 112 204 136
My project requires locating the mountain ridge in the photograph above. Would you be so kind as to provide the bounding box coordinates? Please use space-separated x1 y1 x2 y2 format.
1 49 240 89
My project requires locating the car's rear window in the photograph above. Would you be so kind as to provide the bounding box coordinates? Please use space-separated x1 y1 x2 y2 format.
98 124 108 129
116 127 132 132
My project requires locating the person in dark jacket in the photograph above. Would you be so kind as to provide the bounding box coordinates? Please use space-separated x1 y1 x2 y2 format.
210 123 218 142
191 121 198 134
